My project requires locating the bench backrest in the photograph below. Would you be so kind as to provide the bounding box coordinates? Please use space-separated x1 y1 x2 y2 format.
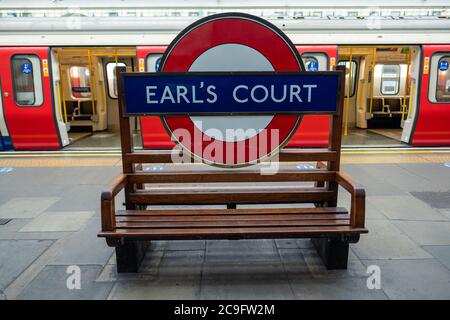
115 66 346 208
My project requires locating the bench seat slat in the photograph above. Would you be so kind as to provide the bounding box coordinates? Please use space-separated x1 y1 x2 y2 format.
116 213 349 222
116 219 350 229
125 149 337 164
99 225 367 240
128 187 334 205
116 207 348 216
128 170 335 184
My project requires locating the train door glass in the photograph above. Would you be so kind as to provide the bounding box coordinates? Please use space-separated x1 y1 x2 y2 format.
146 54 163 73
68 66 91 99
11 55 43 106
301 53 328 71
337 60 357 97
429 55 450 102
105 62 127 98
379 64 401 95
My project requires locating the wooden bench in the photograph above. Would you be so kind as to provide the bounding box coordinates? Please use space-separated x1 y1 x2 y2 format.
98 67 367 273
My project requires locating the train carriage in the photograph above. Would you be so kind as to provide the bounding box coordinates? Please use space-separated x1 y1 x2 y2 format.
1 1 450 150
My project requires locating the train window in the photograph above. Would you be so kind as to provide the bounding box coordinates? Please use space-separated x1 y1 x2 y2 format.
337 60 357 97
301 53 328 72
69 66 91 99
428 54 450 103
146 54 163 73
106 62 127 99
378 64 401 95
11 55 43 106
435 57 450 102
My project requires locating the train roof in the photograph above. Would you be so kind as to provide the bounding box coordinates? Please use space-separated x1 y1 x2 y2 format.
1 0 450 45
1 0 450 9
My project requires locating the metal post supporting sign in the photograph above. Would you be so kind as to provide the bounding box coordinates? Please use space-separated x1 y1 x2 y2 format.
120 13 342 166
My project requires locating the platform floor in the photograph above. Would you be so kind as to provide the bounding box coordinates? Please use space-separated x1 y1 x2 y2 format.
63 128 404 150
0 151 450 300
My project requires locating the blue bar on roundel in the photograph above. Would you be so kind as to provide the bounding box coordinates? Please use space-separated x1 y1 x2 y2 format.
122 72 340 115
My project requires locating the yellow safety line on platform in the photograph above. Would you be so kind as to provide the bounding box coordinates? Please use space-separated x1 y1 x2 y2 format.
1 149 450 159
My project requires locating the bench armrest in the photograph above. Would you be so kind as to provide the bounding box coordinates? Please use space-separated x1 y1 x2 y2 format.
336 171 366 228
101 174 127 232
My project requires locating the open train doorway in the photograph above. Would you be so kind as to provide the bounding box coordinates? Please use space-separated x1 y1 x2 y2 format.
338 46 421 147
51 47 140 149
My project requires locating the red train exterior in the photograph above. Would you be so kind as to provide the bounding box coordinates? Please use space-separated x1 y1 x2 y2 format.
412 45 450 146
1 44 450 150
0 47 61 150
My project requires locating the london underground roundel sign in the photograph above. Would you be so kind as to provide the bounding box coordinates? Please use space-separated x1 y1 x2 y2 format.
158 13 304 166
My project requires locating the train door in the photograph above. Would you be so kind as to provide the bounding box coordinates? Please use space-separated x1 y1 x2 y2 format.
287 45 337 147
409 45 450 146
0 47 67 150
338 46 420 146
55 47 136 149
137 46 174 149
0 82 13 150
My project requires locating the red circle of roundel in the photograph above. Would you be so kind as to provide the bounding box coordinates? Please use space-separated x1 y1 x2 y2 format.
160 14 303 166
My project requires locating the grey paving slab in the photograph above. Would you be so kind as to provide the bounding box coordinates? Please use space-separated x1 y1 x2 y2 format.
157 250 204 280
423 246 450 270
0 239 52 291
19 211 94 232
108 279 200 300
0 184 66 204
203 260 286 280
48 185 103 212
0 197 59 219
148 240 206 251
278 248 312 278
393 220 450 245
7 167 120 187
361 199 388 220
398 163 450 190
368 195 448 221
289 276 388 300
352 220 432 260
49 218 114 266
18 265 113 300
438 209 450 219
411 191 450 209
279 248 368 280
358 164 443 192
0 231 70 240
0 219 30 233
362 259 450 299
297 239 314 249
301 247 328 277
200 277 295 300
97 250 164 282
275 239 299 249
206 239 279 264
340 165 407 196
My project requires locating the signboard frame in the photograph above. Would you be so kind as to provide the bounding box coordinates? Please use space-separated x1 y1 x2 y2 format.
120 71 343 117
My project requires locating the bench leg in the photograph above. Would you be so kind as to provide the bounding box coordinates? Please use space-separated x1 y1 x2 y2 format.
311 237 349 270
115 239 149 273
